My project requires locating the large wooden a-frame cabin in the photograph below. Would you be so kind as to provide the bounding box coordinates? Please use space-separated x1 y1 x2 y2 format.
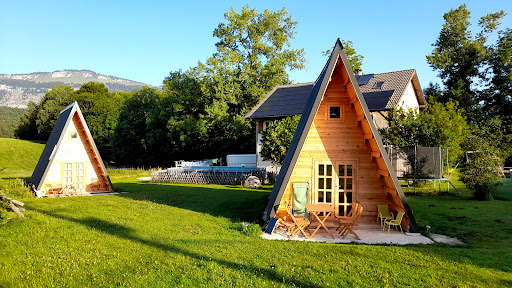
30 102 112 196
264 39 418 232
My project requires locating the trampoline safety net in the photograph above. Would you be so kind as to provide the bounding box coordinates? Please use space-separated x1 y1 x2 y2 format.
385 146 446 179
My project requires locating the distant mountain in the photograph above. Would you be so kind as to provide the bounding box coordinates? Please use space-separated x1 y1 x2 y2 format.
0 70 149 108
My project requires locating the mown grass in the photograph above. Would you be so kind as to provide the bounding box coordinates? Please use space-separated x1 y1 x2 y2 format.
0 138 44 179
0 171 510 287
0 138 45 198
1 139 511 286
494 178 512 201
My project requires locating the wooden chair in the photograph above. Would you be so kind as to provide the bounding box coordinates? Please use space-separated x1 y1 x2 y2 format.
337 204 363 240
44 184 55 197
284 201 311 239
377 204 394 226
383 211 405 233
335 203 360 232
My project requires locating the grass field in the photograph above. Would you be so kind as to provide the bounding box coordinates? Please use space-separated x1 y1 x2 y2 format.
494 178 512 201
1 138 511 287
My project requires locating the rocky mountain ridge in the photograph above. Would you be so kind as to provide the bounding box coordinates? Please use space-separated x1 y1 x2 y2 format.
0 70 149 108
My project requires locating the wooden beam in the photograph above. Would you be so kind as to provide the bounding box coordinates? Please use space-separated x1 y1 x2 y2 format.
356 114 365 122
378 169 389 176
371 152 381 158
385 186 396 194
363 133 373 140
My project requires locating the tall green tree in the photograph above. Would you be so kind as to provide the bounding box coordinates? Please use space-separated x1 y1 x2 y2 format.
15 85 74 140
148 71 209 163
112 87 160 166
72 82 126 160
187 5 306 158
322 40 363 72
426 5 505 115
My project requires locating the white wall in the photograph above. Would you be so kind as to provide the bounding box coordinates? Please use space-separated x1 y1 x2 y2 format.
397 81 420 110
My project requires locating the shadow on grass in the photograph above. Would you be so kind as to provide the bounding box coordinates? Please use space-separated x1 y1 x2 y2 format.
113 181 270 224
32 207 321 287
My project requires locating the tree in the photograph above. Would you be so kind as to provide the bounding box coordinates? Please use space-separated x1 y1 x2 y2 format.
112 87 160 166
187 5 306 158
426 5 505 115
379 100 468 161
71 82 126 160
15 83 126 161
460 135 502 200
148 71 209 163
15 85 74 140
322 40 363 72
260 115 301 165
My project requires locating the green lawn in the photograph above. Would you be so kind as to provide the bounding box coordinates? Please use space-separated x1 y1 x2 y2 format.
1 138 511 287
494 178 512 201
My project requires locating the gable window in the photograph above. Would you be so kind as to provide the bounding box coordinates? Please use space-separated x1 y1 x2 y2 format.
329 106 341 119
70 132 78 139
373 81 384 89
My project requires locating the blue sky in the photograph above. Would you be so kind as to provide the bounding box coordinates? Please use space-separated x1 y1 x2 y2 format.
1 0 511 89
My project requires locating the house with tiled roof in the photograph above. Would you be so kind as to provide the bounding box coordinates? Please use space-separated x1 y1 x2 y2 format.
246 68 427 169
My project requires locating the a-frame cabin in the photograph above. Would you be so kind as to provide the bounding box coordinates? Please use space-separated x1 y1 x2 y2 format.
30 102 113 196
264 39 419 232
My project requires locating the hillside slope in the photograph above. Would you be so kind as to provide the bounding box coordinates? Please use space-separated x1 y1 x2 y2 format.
0 138 45 178
0 70 149 108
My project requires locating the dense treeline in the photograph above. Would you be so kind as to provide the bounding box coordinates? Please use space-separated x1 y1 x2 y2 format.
14 6 306 167
15 83 128 161
0 107 25 138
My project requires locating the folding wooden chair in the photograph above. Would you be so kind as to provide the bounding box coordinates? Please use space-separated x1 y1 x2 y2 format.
335 202 359 232
284 201 311 239
337 204 363 240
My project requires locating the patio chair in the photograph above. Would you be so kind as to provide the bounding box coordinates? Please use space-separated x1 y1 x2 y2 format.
334 202 359 232
383 211 405 233
337 204 363 240
377 204 394 226
284 201 311 239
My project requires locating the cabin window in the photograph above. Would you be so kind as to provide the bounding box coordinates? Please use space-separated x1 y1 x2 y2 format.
70 132 78 139
75 162 85 190
316 163 334 212
64 162 73 185
329 106 341 119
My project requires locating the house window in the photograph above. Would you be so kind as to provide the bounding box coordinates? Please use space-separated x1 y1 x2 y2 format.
373 81 384 89
70 132 78 139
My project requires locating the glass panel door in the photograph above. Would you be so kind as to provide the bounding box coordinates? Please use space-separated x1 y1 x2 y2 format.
64 162 73 185
316 163 334 215
75 162 85 190
337 164 354 217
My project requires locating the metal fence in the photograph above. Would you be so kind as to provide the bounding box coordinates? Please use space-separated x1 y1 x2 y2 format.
151 167 267 185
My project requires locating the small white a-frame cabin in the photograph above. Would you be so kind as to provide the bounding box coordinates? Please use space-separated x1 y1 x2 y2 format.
30 102 112 197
